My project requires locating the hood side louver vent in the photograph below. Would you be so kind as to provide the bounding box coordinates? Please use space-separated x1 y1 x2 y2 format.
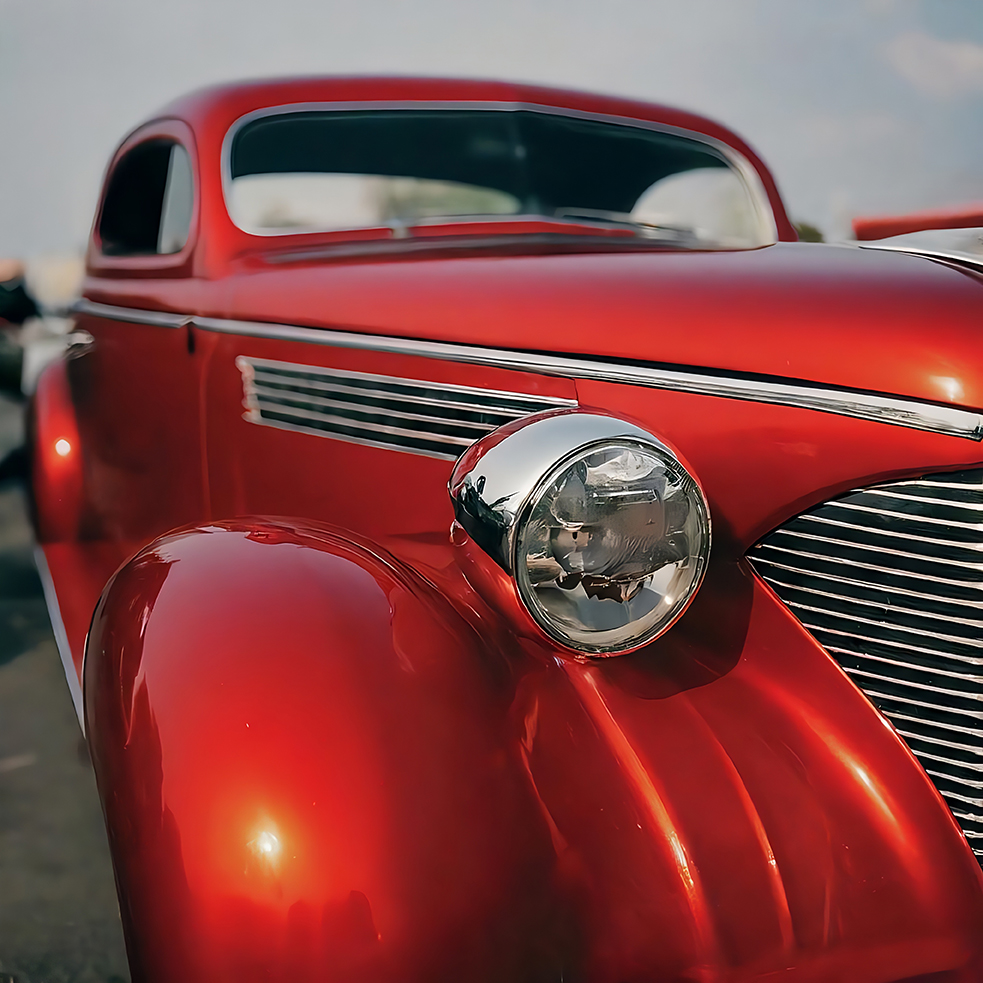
236 356 576 460
749 468 983 862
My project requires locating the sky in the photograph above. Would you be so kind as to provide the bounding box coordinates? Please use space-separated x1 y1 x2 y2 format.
1 0 981 258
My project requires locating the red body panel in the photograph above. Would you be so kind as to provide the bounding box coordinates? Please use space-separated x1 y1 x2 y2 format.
84 521 983 983
84 243 983 415
30 76 983 982
32 358 84 544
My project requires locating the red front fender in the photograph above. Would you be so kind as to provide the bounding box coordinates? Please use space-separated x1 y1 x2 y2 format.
84 518 983 983
84 519 565 983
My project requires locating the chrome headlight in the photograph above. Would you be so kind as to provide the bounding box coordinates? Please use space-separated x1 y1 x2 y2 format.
449 412 710 656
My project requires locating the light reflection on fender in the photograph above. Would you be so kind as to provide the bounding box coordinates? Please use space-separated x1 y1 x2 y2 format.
83 518 564 983
31 357 83 543
82 518 983 983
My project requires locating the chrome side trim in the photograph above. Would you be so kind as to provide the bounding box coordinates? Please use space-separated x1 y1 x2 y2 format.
191 314 983 440
33 546 84 731
859 242 983 273
73 300 983 440
237 355 576 460
73 298 188 329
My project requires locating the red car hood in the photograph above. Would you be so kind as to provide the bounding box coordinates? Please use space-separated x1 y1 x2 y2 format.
93 240 983 410
214 241 983 410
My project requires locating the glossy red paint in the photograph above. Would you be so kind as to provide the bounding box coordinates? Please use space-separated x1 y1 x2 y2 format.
31 357 84 544
84 520 983 983
31 77 983 982
84 243 983 414
85 521 564 983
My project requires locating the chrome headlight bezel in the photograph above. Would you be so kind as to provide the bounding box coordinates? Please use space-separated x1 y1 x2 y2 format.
449 411 711 656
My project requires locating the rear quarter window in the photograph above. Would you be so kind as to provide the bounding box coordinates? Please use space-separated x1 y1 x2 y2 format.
99 140 194 256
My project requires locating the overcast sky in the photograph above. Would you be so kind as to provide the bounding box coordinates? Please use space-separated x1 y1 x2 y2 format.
1 0 981 258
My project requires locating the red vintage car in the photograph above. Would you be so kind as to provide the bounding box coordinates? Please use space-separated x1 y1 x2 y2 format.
30 77 983 982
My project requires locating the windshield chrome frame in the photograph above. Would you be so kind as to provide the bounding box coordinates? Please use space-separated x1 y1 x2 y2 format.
220 100 778 245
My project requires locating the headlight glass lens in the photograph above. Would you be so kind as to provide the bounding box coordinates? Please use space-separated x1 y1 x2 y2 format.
514 440 709 654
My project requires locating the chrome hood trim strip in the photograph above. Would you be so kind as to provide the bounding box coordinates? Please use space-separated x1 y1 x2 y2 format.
73 299 983 440
858 242 983 273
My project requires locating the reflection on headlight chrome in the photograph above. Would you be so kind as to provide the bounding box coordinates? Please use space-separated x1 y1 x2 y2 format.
449 412 710 656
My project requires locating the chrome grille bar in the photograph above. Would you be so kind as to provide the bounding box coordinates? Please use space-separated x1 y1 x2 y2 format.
750 467 983 860
768 578 983 640
756 543 983 603
754 555 983 617
832 500 983 533
801 512 983 554
236 356 577 459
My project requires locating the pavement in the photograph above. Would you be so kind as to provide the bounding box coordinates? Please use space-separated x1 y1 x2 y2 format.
0 394 129 983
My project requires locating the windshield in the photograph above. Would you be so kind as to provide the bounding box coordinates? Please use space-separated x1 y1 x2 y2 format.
226 108 772 247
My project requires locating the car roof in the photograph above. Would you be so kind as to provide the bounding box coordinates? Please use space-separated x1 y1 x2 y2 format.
146 76 794 243
156 76 745 147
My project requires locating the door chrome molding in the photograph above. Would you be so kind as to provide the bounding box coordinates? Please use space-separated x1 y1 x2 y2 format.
73 299 983 441
73 298 189 329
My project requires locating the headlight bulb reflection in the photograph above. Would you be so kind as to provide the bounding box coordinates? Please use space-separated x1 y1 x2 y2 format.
515 440 709 654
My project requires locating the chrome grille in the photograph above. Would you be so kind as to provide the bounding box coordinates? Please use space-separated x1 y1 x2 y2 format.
749 468 983 860
236 356 576 460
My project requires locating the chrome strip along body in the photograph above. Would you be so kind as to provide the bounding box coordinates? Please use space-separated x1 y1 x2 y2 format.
33 546 84 731
859 242 983 274
73 299 189 329
72 299 983 441
237 356 577 459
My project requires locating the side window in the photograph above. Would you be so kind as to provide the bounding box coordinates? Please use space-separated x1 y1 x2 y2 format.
99 140 194 256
